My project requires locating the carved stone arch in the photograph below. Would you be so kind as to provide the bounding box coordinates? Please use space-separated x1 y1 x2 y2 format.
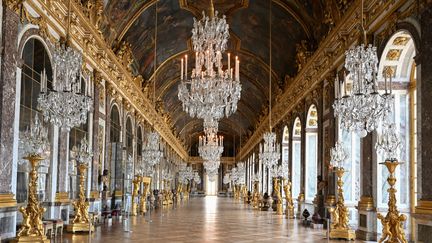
377 21 421 61
18 28 54 66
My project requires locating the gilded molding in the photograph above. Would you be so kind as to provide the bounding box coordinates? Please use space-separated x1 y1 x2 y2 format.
0 193 17 208
237 0 409 160
24 0 188 159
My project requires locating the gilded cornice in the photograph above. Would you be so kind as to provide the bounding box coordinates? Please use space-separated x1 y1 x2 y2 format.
236 0 409 161
21 0 188 159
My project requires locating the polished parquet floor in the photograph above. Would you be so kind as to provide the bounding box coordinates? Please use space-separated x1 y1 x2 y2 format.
61 197 367 243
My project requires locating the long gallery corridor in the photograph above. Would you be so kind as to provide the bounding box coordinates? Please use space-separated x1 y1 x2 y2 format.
62 197 362 243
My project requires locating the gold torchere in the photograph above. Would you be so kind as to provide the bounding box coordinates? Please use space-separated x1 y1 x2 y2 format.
140 177 151 215
283 178 295 218
131 176 140 216
329 167 355 240
377 160 407 243
274 178 283 215
252 181 260 209
13 155 49 243
67 163 94 233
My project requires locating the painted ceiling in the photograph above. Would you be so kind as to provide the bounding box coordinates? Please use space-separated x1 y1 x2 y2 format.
101 0 329 154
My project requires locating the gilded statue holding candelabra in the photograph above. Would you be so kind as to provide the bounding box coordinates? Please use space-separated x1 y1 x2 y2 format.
14 114 50 243
131 176 140 216
329 142 355 240
274 178 283 215
242 185 248 204
14 156 49 243
67 138 94 233
283 178 294 219
375 121 407 243
140 177 151 214
377 160 407 243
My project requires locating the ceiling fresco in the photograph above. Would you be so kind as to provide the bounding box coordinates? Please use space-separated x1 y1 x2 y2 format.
101 0 329 153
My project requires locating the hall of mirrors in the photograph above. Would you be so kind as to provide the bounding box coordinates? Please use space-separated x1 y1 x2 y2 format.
0 0 431 242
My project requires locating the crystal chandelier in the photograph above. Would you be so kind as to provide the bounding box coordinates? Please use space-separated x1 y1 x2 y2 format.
375 121 402 161
204 159 220 182
178 2 241 125
333 46 393 137
198 131 224 161
142 131 163 167
235 162 246 185
332 1 393 138
37 45 93 131
259 132 280 169
330 141 348 168
193 171 201 185
223 172 231 185
19 114 50 158
76 137 93 165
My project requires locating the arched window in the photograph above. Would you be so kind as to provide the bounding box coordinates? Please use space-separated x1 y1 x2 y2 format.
305 106 318 202
376 31 416 214
292 117 302 199
110 105 122 192
18 38 53 203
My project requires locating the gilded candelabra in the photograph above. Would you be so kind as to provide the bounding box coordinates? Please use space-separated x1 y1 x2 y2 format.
377 160 407 243
131 176 140 216
67 163 94 233
14 155 49 243
283 178 295 219
183 182 190 200
329 167 355 240
177 182 183 204
274 178 283 215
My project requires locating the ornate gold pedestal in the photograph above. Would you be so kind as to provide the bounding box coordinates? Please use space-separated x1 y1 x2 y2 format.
67 163 94 233
329 167 356 241
274 178 283 215
131 176 140 216
377 160 407 243
283 178 294 218
13 155 49 243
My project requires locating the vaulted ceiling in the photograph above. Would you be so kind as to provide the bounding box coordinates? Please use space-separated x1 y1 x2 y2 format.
101 0 330 155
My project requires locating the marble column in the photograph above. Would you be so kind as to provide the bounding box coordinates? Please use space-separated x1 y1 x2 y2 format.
415 5 432 242
356 133 377 240
0 6 19 240
91 74 101 193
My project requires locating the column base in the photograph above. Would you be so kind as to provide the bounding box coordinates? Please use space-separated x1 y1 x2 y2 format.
0 205 17 240
66 222 95 233
356 196 377 241
11 235 49 243
329 228 356 240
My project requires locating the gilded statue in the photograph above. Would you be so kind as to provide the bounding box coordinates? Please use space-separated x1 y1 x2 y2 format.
283 179 294 218
116 41 134 72
295 40 311 72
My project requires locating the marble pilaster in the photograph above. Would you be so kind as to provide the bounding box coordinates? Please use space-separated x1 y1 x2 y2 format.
356 133 377 240
415 4 432 241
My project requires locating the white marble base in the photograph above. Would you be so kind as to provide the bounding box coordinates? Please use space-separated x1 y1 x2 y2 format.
0 208 17 240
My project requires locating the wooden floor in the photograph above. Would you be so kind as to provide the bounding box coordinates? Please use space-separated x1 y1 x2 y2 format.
59 197 368 243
